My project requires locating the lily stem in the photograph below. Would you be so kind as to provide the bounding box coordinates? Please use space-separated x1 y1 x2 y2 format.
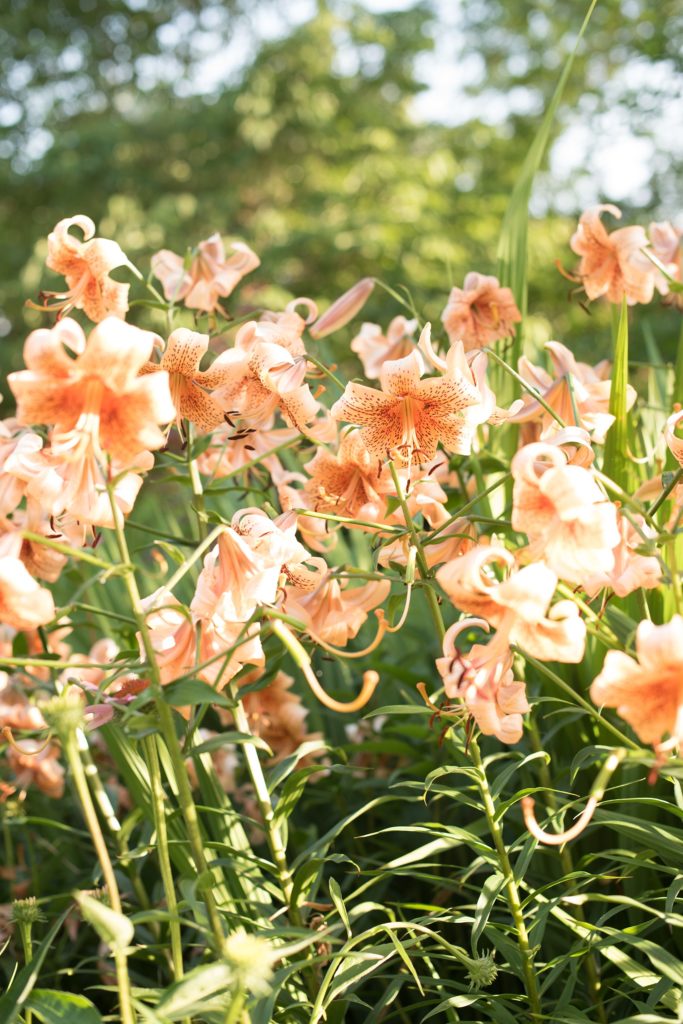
468 734 542 1019
64 731 136 1024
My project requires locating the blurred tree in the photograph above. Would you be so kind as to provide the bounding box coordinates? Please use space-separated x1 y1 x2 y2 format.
0 0 680 383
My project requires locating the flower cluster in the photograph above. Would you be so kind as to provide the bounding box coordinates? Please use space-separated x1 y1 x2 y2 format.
1 205 682 816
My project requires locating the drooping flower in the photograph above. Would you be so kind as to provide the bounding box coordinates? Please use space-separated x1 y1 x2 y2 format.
151 233 259 314
0 423 63 517
511 340 636 444
192 509 308 626
3 509 68 582
569 204 657 305
583 511 661 599
649 221 682 305
441 272 521 350
303 428 395 521
31 215 130 322
436 620 530 744
142 592 264 700
351 316 420 379
9 318 174 465
511 442 620 585
236 669 325 763
0 533 55 631
210 321 320 433
283 557 390 648
437 545 586 663
0 676 48 732
253 299 317 358
140 327 237 433
590 616 683 750
665 406 683 467
330 342 480 466
7 740 65 799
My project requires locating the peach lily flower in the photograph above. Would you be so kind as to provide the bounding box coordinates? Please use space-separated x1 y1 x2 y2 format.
583 511 661 599
303 428 395 521
590 616 683 750
665 406 683 467
511 340 635 444
0 676 48 732
8 317 174 465
32 215 130 322
151 233 260 314
211 322 320 433
649 221 682 305
254 299 318 358
3 510 67 583
330 339 479 466
0 533 55 630
142 590 264 701
238 670 325 763
197 422 296 483
351 316 420 379
569 204 657 305
511 442 620 585
441 272 521 350
140 327 238 434
0 424 63 517
436 620 530 744
436 545 586 663
191 509 308 626
7 740 65 799
283 557 390 648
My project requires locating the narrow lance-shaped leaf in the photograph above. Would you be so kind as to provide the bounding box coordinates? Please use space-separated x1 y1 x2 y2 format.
496 0 598 367
603 297 631 491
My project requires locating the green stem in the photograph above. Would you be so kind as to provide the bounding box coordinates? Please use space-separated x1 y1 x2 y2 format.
526 721 606 1022
186 422 208 540
230 701 295 910
426 473 512 541
143 735 184 983
17 921 33 1024
484 347 565 427
64 732 135 1024
388 461 445 641
468 735 542 1018
106 483 225 951
223 986 247 1024
520 651 640 750
649 466 683 517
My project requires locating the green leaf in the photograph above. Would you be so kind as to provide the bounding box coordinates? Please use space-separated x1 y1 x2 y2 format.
27 990 102 1024
163 679 232 708
190 731 273 757
497 0 598 337
471 872 506 953
155 962 234 1019
603 297 632 489
0 911 69 1024
273 763 329 824
75 892 134 953
329 877 352 939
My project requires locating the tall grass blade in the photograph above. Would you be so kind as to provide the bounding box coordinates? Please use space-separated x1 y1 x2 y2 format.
497 0 597 366
603 297 631 490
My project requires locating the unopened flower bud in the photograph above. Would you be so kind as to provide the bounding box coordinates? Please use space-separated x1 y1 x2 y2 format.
40 691 85 739
466 952 498 990
11 897 45 926
223 930 276 995
310 278 375 339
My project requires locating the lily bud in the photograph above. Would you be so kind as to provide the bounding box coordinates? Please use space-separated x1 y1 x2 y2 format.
310 278 375 339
